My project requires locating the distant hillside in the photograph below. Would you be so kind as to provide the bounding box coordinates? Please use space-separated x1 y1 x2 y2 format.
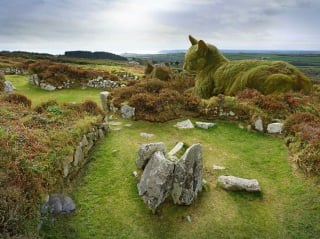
64 51 127 61
158 49 187 54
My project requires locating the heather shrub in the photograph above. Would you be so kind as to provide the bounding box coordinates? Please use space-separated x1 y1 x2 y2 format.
138 78 166 93
80 100 104 115
297 141 320 175
145 63 172 81
4 93 31 108
183 92 201 111
283 112 319 135
0 71 5 91
34 100 59 113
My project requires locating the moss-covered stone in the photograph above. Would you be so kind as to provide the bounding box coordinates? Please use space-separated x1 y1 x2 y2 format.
184 35 312 98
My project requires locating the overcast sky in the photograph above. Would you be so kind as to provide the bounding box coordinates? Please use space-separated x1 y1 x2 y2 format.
0 0 319 54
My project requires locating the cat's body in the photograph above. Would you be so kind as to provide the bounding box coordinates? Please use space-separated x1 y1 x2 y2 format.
183 35 312 98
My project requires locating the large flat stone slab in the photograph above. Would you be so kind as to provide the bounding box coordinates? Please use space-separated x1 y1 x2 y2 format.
218 175 261 192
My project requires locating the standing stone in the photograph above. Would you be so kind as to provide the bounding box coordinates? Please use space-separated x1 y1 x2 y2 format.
254 117 263 132
121 104 135 119
168 142 184 156
29 74 40 86
4 81 16 94
136 142 166 169
218 175 261 192
100 91 109 111
46 193 76 214
137 151 174 213
171 144 203 205
267 123 283 134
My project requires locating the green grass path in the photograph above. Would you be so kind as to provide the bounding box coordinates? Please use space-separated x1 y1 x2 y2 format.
41 119 320 239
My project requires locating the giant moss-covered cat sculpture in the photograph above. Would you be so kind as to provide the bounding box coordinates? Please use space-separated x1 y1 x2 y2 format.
183 35 312 98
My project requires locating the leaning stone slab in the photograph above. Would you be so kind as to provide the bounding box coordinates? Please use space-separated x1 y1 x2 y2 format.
218 176 261 192
175 119 194 129
172 144 203 205
168 142 184 156
195 121 215 129
46 193 76 214
137 151 174 213
267 123 283 134
136 142 166 169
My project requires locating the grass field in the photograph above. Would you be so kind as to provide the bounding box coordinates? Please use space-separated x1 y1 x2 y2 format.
40 119 320 239
4 64 320 238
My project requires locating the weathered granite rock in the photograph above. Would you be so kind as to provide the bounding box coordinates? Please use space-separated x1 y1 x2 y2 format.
4 81 16 94
168 142 184 156
136 142 166 169
121 104 135 119
254 117 263 132
218 176 261 192
213 164 226 170
195 121 215 129
40 82 56 91
73 146 84 167
175 119 194 129
267 122 283 134
172 144 203 205
140 132 154 138
46 193 76 214
29 74 40 86
100 91 110 111
137 151 174 213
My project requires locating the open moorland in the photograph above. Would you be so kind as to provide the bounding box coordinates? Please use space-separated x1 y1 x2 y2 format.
1 52 320 238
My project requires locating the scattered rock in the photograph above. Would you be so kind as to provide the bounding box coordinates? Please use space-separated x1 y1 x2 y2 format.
254 117 263 132
133 171 138 178
4 81 16 94
137 151 174 213
218 175 261 192
175 119 194 129
100 91 110 111
46 194 76 214
213 164 226 170
229 111 236 117
109 121 122 126
140 132 155 138
171 144 203 205
267 122 283 134
111 127 121 131
125 124 132 127
40 82 56 91
187 215 192 223
195 121 215 129
136 142 166 169
121 104 135 119
168 142 184 156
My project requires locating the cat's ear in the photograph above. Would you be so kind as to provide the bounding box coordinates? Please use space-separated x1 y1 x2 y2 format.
197 40 208 56
189 35 198 45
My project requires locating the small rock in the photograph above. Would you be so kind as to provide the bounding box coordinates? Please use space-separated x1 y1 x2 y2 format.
267 123 283 134
125 124 132 127
121 104 135 119
174 119 194 129
195 121 215 129
187 215 192 223
109 121 122 126
133 171 138 178
111 127 121 131
140 132 154 138
218 175 261 192
4 81 16 94
213 164 226 170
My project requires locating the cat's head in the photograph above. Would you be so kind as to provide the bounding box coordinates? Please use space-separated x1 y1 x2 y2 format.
183 35 209 73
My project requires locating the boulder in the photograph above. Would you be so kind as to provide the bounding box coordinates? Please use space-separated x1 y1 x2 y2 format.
121 104 135 119
100 91 110 111
171 144 203 205
218 175 261 192
4 81 16 94
29 74 40 86
195 121 215 129
137 151 174 213
254 117 263 132
175 119 194 129
267 123 283 134
46 193 76 214
136 142 166 169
